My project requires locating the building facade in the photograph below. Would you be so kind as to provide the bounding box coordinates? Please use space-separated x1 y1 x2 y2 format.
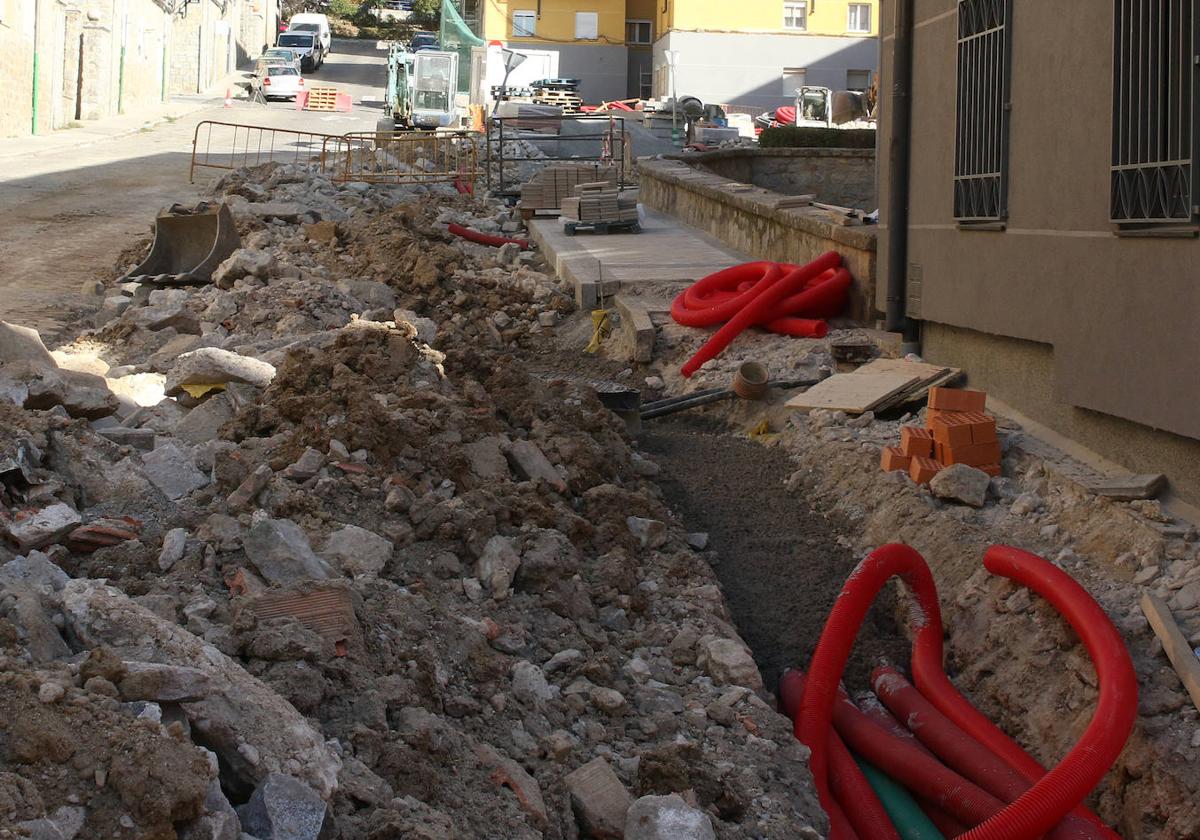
481 0 629 101
0 0 275 138
652 0 879 110
878 0 1200 504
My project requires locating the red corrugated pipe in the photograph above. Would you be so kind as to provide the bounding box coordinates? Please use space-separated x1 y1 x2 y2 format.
446 222 530 250
796 543 1136 840
780 670 898 840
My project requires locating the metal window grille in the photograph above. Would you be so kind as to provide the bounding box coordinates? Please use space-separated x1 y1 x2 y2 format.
1111 0 1198 225
954 0 1013 222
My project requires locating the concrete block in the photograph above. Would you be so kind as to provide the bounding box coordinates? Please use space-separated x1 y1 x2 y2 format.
614 295 655 363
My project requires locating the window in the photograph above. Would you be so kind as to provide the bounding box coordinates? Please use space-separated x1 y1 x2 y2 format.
626 19 652 44
847 2 871 32
574 11 598 39
512 10 535 37
954 0 1013 223
783 1 807 30
1112 0 1197 226
846 69 871 91
639 71 652 99
781 67 806 96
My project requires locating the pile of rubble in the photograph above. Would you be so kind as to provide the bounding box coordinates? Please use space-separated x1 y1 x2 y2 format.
0 163 827 839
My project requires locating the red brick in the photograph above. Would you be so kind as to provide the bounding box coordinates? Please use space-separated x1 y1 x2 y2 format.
909 456 942 485
959 411 998 444
899 426 934 458
928 387 987 413
943 441 1002 467
881 446 911 472
929 414 974 448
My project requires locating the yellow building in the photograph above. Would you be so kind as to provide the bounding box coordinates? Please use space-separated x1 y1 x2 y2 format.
476 0 875 105
653 0 879 109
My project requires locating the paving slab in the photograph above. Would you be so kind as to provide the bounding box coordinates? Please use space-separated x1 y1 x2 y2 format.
529 207 751 310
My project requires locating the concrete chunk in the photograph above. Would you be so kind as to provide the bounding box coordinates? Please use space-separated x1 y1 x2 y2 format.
141 442 210 500
0 321 56 369
243 519 337 586
564 757 632 839
321 524 392 578
237 773 326 840
1 504 82 552
165 347 276 396
625 794 715 840
929 463 991 508
505 439 566 492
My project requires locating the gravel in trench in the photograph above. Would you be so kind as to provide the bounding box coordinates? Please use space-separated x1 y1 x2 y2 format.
641 418 911 692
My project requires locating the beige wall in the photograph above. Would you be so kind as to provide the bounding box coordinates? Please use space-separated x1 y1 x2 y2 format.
877 1 1200 497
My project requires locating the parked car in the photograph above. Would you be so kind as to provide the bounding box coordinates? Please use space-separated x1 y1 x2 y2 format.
409 31 439 52
288 13 332 56
276 32 323 72
260 47 301 69
252 65 305 101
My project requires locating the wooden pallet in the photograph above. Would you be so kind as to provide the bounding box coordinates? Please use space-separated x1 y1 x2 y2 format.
305 87 339 111
563 219 641 236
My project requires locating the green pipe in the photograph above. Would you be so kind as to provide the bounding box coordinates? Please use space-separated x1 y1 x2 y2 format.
31 51 40 134
854 756 946 840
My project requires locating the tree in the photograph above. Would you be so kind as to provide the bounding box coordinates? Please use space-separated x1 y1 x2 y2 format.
410 0 440 28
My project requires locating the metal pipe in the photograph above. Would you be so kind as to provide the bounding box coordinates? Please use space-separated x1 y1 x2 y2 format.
31 0 41 134
884 0 917 346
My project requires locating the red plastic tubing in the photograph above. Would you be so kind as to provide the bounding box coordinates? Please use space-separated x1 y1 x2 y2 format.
797 543 1137 840
679 254 845 377
446 222 531 250
780 671 898 840
871 666 1103 839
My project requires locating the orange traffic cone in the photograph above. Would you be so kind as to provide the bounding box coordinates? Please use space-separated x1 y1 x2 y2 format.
224 88 233 107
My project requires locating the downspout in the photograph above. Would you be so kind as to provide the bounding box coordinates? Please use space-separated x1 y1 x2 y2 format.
884 0 918 349
32 0 41 134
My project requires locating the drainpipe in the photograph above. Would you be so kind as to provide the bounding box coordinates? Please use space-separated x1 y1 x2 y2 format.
884 0 918 350
31 0 41 134
118 15 127 113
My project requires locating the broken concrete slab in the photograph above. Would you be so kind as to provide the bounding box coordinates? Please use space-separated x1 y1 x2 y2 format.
61 580 341 799
0 550 70 592
120 662 214 702
625 794 715 840
158 528 188 571
564 757 632 839
165 347 276 396
98 427 157 451
0 321 57 369
697 637 763 690
130 304 202 334
1 504 82 552
929 463 991 508
212 249 277 289
175 393 236 445
336 279 397 311
20 366 119 420
463 436 511 482
505 440 566 492
476 535 522 600
283 448 325 481
242 519 337 586
141 442 210 500
1084 473 1168 501
236 773 327 840
321 525 392 578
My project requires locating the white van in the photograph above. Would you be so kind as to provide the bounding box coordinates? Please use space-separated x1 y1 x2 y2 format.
288 13 331 57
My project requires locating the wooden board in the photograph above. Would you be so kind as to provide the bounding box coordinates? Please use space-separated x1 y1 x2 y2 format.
786 372 920 414
1084 473 1167 500
1140 592 1200 714
856 358 963 413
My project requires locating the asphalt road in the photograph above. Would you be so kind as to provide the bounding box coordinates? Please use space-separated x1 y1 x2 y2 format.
0 38 387 342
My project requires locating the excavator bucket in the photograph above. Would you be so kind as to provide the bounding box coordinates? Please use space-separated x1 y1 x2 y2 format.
121 202 241 285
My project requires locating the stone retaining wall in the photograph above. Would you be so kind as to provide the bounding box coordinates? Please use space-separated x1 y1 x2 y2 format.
637 156 878 323
690 147 877 209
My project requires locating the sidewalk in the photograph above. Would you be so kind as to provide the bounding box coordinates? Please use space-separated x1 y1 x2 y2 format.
0 71 249 163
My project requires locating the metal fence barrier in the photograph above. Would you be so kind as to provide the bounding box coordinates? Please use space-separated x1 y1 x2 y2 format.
190 121 482 188
190 120 345 183
485 113 631 196
321 131 482 185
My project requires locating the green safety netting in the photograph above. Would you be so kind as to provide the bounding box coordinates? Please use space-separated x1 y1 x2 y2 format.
440 0 483 91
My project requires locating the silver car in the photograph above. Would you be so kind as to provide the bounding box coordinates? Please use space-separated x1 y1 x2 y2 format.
260 47 301 69
253 65 305 101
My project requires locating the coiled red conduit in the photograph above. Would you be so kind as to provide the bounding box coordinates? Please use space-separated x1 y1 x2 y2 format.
796 543 1137 840
671 254 850 377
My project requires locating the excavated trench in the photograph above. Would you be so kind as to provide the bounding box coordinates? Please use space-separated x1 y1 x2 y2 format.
639 416 910 692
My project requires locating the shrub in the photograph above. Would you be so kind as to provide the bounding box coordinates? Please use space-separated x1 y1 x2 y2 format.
758 127 876 149
330 17 360 37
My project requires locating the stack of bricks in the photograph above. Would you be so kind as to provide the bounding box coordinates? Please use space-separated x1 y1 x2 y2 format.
880 387 1001 484
518 164 618 211
560 182 638 223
